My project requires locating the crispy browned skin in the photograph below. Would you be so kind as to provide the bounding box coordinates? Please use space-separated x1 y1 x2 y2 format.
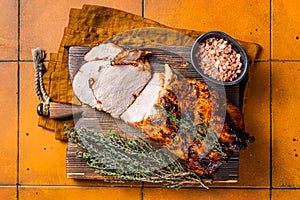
112 49 151 66
138 76 254 175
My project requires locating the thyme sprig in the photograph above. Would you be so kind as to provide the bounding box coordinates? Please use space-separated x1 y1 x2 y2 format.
154 104 226 156
66 126 208 189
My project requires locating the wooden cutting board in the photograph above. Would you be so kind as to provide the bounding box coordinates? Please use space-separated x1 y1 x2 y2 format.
66 45 247 183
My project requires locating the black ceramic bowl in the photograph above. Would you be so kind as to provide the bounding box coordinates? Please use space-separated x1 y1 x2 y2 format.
190 31 248 86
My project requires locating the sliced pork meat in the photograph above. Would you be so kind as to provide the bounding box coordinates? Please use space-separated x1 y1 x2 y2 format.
120 64 175 123
120 72 164 123
72 60 111 108
73 44 152 118
84 42 123 62
91 60 152 118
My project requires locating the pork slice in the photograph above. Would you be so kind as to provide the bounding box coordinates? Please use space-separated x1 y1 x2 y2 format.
72 60 110 107
84 43 123 62
91 62 152 118
120 72 164 123
121 64 175 123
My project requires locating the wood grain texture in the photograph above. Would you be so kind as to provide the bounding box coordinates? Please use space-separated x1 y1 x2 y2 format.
66 45 247 183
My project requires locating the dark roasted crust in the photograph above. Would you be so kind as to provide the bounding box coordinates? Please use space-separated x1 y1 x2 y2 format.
138 76 254 175
186 79 254 174
112 49 151 66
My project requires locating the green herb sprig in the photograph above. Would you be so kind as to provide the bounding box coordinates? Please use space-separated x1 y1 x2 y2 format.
66 126 208 189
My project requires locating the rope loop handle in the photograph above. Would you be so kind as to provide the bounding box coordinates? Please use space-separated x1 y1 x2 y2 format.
32 48 50 117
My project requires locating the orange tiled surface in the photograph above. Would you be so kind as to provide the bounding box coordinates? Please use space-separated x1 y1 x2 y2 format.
0 1 18 60
0 187 16 200
144 188 270 200
0 0 300 199
0 63 18 185
18 187 141 200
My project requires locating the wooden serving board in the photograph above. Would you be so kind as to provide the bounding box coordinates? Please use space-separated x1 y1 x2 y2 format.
66 45 246 183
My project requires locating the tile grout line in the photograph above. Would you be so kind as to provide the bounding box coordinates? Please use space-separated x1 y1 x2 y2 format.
17 0 21 199
140 182 144 200
269 0 273 199
142 0 145 17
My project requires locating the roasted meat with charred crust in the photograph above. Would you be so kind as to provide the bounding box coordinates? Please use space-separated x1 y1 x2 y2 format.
73 43 254 175
122 64 254 175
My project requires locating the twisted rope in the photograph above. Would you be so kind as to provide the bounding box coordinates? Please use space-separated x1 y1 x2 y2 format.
32 48 50 116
